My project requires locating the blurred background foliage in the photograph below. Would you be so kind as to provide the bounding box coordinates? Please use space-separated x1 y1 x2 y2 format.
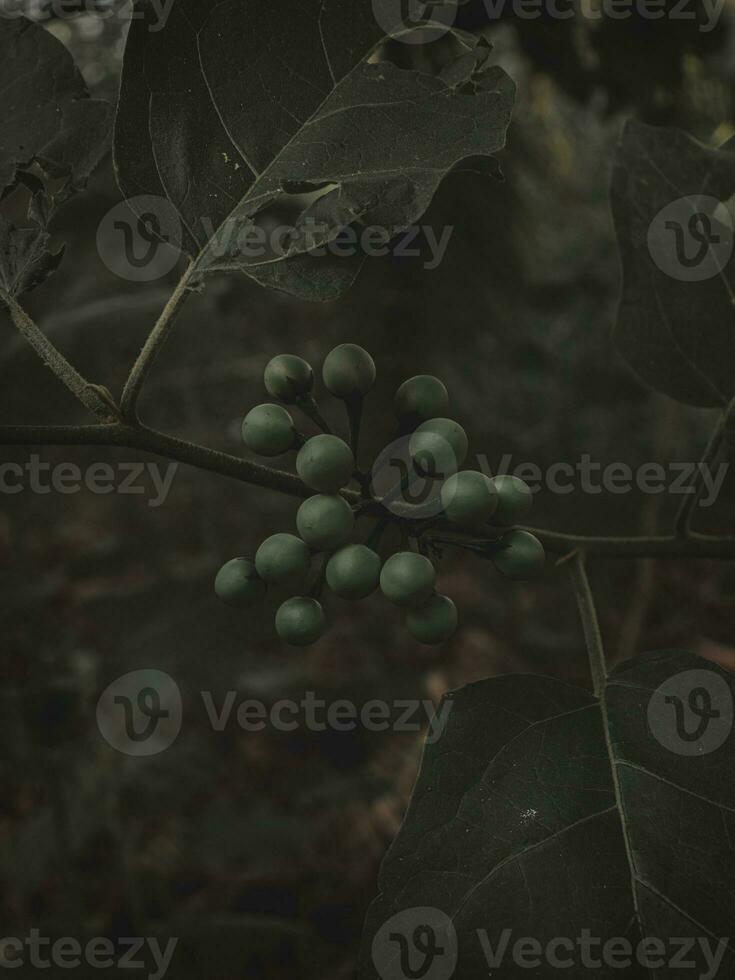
2 2 735 977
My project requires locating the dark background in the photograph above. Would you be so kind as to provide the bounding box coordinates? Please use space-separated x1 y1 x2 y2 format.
2 2 735 977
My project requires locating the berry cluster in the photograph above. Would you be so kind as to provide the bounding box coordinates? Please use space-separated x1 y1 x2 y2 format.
215 345 544 645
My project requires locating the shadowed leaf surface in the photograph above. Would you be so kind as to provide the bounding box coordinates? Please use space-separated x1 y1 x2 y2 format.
612 121 735 408
359 652 735 978
0 17 112 195
114 0 514 300
0 179 65 297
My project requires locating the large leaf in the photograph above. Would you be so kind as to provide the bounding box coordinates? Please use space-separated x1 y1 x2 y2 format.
114 0 515 301
0 17 111 297
0 175 64 297
612 121 735 408
359 651 735 978
0 17 112 194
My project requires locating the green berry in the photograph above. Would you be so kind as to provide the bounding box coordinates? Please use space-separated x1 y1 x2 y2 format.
264 354 314 404
214 558 266 608
441 471 497 529
380 551 436 607
255 533 311 586
491 475 534 525
322 344 376 399
326 544 382 600
409 418 468 478
296 494 354 551
394 375 449 425
492 530 545 580
406 594 458 645
242 404 296 457
275 597 326 646
296 434 355 494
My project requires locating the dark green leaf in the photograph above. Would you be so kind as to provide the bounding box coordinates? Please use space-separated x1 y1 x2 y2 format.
0 179 64 297
0 17 112 195
612 121 735 407
359 652 735 978
114 0 515 301
0 217 64 298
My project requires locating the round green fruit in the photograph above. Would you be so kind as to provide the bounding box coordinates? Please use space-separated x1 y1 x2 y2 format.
214 558 266 608
441 471 498 529
492 530 545 580
296 494 355 551
409 418 468 478
380 551 436 607
491 475 534 525
242 403 296 457
394 375 449 425
326 544 381 600
275 597 326 646
322 344 376 399
255 533 311 586
296 434 355 494
264 354 314 403
406 594 458 645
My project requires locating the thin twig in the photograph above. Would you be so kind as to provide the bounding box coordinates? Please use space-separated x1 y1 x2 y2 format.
674 395 735 538
429 526 735 560
673 413 726 538
568 552 606 698
2 425 735 559
0 289 115 421
345 394 363 458
617 399 673 662
0 423 358 502
120 260 197 422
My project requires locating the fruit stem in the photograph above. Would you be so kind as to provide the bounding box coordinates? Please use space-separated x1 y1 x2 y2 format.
400 523 410 551
380 462 419 511
308 556 327 598
354 470 372 497
296 395 332 434
568 552 606 699
365 517 390 552
345 393 363 458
